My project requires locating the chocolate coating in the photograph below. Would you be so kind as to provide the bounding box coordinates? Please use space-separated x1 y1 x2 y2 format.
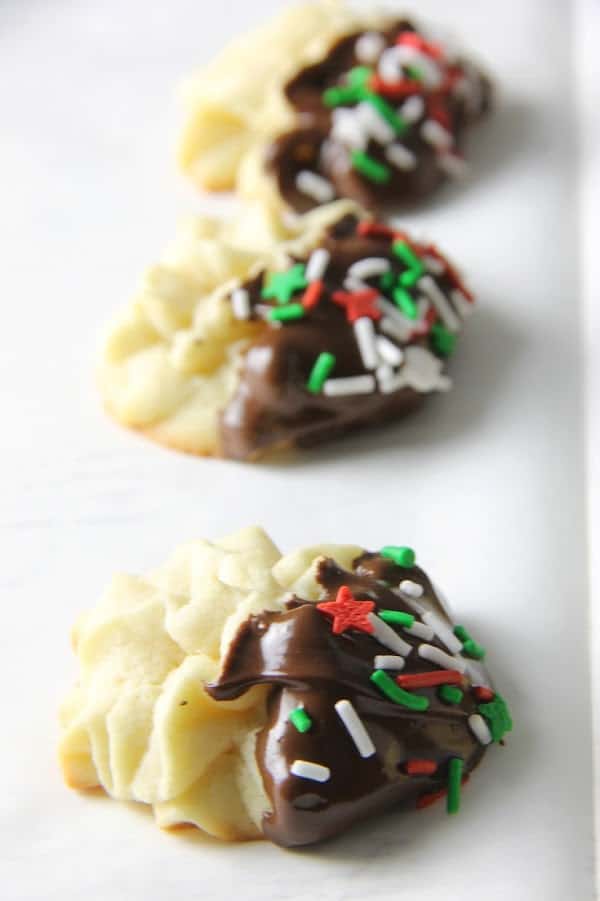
268 23 491 213
208 553 496 847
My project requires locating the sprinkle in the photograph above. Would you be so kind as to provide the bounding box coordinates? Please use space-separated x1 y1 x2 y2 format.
348 257 391 280
317 585 374 635
378 610 415 627
447 758 463 814
355 31 386 64
405 759 438 776
323 374 376 397
296 170 336 204
291 760 330 782
305 248 331 282
374 654 405 671
323 84 367 108
438 152 469 179
468 713 493 745
343 275 372 293
421 119 453 150
356 221 396 239
332 288 381 323
430 322 457 357
473 686 495 703
463 658 492 689
385 143 417 171
368 75 421 98
399 579 424 598
422 611 463 654
400 94 425 123
347 66 374 89
335 699 376 758
368 613 412 656
350 150 391 184
454 624 486 660
307 352 336 394
262 263 307 304
393 287 418 321
418 644 467 673
397 669 463 689
439 684 464 705
371 670 429 711
393 240 424 272
382 45 442 90
403 620 433 641
376 363 394 389
364 94 407 135
357 101 396 145
478 694 513 742
353 316 379 370
423 253 445 275
301 280 324 310
231 288 250 320
381 545 415 567
269 303 305 322
380 315 411 344
376 335 404 366
289 706 313 733
417 788 447 809
396 31 444 61
331 107 368 150
450 289 474 317
418 275 460 332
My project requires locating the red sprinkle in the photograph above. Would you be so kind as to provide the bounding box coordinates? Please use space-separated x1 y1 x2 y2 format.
368 75 421 98
473 686 495 702
316 586 375 636
405 759 438 776
332 289 382 323
301 280 324 310
396 31 444 61
356 221 396 239
397 670 463 689
417 776 469 810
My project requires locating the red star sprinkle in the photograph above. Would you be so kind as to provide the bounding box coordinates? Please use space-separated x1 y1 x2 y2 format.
332 289 382 323
316 586 375 635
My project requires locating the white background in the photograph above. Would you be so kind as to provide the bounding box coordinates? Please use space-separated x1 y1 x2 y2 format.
0 1 597 899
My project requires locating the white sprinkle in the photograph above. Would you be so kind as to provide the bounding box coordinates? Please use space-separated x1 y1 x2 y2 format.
335 699 376 758
348 257 391 280
418 643 467 673
468 714 493 746
343 275 372 293
395 587 426 616
438 152 469 179
385 143 417 171
379 46 442 89
368 613 412 657
403 620 434 641
231 288 250 320
353 316 379 370
380 315 411 344
305 247 331 283
463 658 492 689
296 170 335 204
378 297 414 338
378 46 404 83
400 95 425 124
320 137 352 174
422 611 463 654
400 579 424 599
357 101 396 145
418 275 461 332
355 31 386 64
323 374 376 397
423 254 445 276
376 362 394 383
291 760 331 782
421 119 453 150
376 335 404 367
374 654 406 671
450 289 474 317
331 108 368 151
254 303 279 322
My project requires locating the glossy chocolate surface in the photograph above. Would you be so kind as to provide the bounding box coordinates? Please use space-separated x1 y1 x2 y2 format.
208 552 493 846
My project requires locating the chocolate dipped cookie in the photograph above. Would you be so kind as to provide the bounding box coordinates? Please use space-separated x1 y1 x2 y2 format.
59 528 512 846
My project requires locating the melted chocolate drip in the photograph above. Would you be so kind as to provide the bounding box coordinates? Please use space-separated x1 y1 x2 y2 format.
208 554 489 847
268 23 491 214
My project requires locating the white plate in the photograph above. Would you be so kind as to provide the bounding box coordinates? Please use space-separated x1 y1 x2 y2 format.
0 1 596 899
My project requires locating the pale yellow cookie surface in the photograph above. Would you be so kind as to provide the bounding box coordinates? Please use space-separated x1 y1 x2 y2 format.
59 527 364 841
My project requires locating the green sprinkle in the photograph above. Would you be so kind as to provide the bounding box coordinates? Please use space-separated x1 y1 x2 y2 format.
447 758 463 814
400 266 424 288
381 546 416 567
289 706 313 733
378 610 415 627
323 84 366 108
350 150 391 184
453 625 486 660
261 263 307 304
347 66 373 88
453 625 469 643
306 352 336 394
430 323 457 357
379 271 395 293
370 670 429 711
392 240 424 271
393 286 418 319
269 303 305 322
439 685 464 705
478 694 513 742
365 93 408 135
